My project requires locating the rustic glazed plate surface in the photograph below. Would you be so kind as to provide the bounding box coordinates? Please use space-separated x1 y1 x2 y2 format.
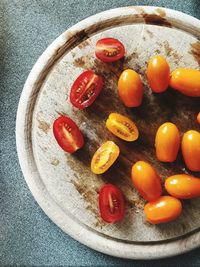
16 6 200 259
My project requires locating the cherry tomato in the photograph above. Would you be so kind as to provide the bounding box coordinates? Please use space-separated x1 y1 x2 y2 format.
91 141 120 174
182 130 200 171
165 174 200 199
147 55 170 93
53 116 84 153
99 184 125 223
170 68 200 97
70 70 103 109
106 113 139 142
155 122 180 162
197 112 200 124
95 38 125 63
118 69 143 107
144 196 182 224
131 161 162 201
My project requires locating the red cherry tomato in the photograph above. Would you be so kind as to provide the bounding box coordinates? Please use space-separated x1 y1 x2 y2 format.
70 70 103 109
53 116 84 153
95 38 125 63
99 184 125 223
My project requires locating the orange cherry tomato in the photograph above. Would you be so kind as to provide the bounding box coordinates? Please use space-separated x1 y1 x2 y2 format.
131 161 162 201
144 196 182 224
106 113 139 142
155 122 180 162
197 112 200 124
165 174 200 199
91 141 120 174
170 68 200 97
182 130 200 172
147 55 170 93
118 69 143 107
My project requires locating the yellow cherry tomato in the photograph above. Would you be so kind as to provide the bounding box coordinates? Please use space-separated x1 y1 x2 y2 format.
197 112 200 124
147 55 170 93
182 130 200 172
144 196 182 224
106 113 139 141
118 69 143 107
165 174 200 199
91 141 120 174
131 161 162 201
155 122 180 162
170 68 200 97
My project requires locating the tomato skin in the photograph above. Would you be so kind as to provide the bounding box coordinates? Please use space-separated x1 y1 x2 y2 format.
118 69 143 107
99 184 125 223
182 130 200 171
155 122 180 162
53 116 84 153
170 68 200 97
165 174 200 199
106 113 139 141
197 112 200 124
91 141 120 174
95 38 125 63
70 70 103 109
131 161 162 201
147 55 170 93
144 196 182 224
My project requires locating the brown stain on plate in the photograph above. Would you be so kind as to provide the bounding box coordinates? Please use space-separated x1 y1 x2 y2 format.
143 14 171 27
190 40 200 65
38 120 50 134
51 159 60 166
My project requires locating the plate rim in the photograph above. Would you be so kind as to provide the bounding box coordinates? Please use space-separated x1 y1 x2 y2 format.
16 6 200 259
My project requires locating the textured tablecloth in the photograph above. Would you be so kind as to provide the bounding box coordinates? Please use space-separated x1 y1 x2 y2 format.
0 0 200 266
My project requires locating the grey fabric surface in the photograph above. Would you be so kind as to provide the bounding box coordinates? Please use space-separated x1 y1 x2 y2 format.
0 0 200 266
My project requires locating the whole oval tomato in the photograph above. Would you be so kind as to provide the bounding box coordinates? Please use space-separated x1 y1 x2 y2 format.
131 161 162 201
99 184 125 223
170 68 200 97
144 196 182 224
91 141 120 174
165 174 200 199
182 130 200 171
118 69 143 107
53 116 84 153
70 70 103 109
106 113 139 141
155 122 180 162
147 55 170 93
197 112 200 124
95 38 125 63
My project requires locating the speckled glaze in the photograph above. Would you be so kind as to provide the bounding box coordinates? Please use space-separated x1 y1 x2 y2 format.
16 6 200 259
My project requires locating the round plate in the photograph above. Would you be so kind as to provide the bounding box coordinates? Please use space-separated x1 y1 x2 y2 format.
16 6 200 259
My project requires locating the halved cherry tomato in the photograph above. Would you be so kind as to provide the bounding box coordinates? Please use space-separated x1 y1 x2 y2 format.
95 38 125 63
182 130 200 171
165 174 200 199
147 55 170 93
144 196 182 224
131 161 162 201
91 141 120 174
106 113 139 141
99 184 125 223
170 68 200 97
53 116 84 153
70 70 103 109
197 112 200 124
155 122 180 162
118 69 143 107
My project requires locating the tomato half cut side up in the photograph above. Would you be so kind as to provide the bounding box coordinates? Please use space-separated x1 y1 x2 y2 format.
95 38 125 63
91 141 120 174
53 116 84 153
99 184 125 223
70 70 103 109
